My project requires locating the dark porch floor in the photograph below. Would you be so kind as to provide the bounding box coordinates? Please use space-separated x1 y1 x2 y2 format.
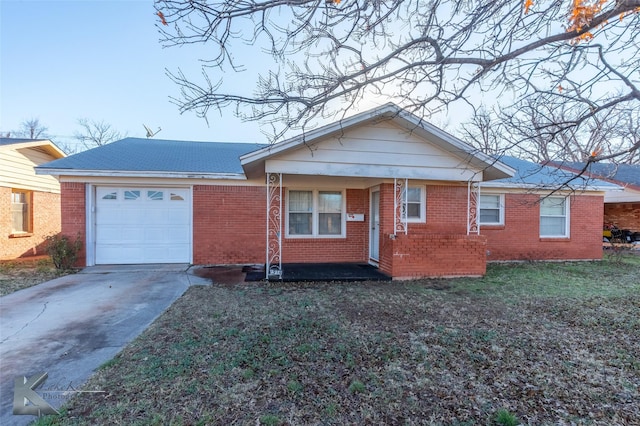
245 263 392 282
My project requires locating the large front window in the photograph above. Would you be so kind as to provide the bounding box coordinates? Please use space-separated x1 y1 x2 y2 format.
540 196 569 237
288 190 345 237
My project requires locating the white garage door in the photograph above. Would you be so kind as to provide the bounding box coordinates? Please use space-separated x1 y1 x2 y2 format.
95 187 191 264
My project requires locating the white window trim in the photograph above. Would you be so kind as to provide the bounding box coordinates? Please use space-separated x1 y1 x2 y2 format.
540 196 570 238
11 189 32 234
403 185 427 223
286 189 347 238
479 193 505 226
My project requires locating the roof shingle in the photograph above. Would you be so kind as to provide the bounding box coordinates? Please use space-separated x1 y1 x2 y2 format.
38 138 267 174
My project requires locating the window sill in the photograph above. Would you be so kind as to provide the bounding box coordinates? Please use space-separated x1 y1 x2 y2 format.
286 235 347 240
9 232 33 239
480 224 505 230
539 237 570 242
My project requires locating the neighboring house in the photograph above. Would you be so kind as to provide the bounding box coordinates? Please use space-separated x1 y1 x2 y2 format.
36 105 612 279
1 138 66 260
550 161 640 235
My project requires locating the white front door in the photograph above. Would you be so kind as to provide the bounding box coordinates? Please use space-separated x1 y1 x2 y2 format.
369 189 380 263
95 187 191 264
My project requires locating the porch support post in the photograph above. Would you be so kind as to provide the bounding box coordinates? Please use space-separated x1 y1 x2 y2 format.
266 173 283 280
467 181 480 235
394 178 408 235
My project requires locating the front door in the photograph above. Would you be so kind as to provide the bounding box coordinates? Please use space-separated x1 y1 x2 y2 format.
369 189 380 263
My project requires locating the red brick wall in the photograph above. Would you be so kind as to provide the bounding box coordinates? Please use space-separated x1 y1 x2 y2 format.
604 203 640 232
377 183 486 278
482 193 603 261
193 185 267 264
60 182 86 265
382 233 487 278
282 188 369 263
1 186 62 260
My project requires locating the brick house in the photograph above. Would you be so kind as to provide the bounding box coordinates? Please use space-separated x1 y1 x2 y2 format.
36 105 614 278
1 138 66 259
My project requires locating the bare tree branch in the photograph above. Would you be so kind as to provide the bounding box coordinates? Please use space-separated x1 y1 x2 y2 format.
155 0 640 163
16 118 49 139
74 118 124 149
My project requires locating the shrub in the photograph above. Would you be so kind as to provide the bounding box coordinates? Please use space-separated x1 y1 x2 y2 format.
348 379 365 394
495 409 519 426
45 233 82 270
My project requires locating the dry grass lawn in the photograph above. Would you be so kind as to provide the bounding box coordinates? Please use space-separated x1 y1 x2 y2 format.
36 255 640 425
0 257 67 296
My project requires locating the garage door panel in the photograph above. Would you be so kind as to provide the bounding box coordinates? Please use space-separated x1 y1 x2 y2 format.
95 187 191 264
97 246 145 264
167 226 190 242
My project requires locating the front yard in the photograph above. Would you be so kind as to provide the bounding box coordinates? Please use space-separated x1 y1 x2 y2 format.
37 255 640 425
0 257 65 296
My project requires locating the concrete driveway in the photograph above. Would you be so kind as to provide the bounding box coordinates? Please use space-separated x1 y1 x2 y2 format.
0 265 210 425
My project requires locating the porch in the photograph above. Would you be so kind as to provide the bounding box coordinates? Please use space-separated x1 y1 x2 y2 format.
249 263 392 282
194 263 391 284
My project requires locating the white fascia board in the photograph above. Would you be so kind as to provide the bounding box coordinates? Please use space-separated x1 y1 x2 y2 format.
35 168 248 180
481 181 621 192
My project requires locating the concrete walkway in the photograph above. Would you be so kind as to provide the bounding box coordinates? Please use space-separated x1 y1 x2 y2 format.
0 265 209 425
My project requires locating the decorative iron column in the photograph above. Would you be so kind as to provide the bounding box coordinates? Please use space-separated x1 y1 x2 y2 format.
266 173 283 279
467 181 480 235
394 178 408 235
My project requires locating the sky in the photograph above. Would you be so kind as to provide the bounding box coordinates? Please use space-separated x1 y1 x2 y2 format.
0 0 265 152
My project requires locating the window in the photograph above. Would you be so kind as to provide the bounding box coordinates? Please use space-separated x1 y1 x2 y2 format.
289 191 313 235
124 190 141 200
479 194 504 225
403 186 426 222
540 196 569 237
102 192 117 200
318 191 342 235
288 190 345 237
11 190 31 233
147 190 163 201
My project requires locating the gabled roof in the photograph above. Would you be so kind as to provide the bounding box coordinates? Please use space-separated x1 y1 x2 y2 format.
240 103 515 181
483 156 620 191
37 138 268 178
550 161 640 190
0 138 66 159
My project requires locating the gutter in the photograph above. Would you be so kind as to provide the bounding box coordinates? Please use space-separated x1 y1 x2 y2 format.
35 168 248 180
480 181 623 192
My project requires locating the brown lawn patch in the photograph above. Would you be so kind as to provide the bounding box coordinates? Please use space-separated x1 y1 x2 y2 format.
37 255 640 425
0 257 69 296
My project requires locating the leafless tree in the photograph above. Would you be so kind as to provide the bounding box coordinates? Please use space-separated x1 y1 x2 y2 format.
74 118 123 149
462 99 639 165
458 108 510 158
155 0 639 162
17 118 48 139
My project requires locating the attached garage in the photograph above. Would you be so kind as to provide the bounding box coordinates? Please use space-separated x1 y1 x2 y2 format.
95 187 191 264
